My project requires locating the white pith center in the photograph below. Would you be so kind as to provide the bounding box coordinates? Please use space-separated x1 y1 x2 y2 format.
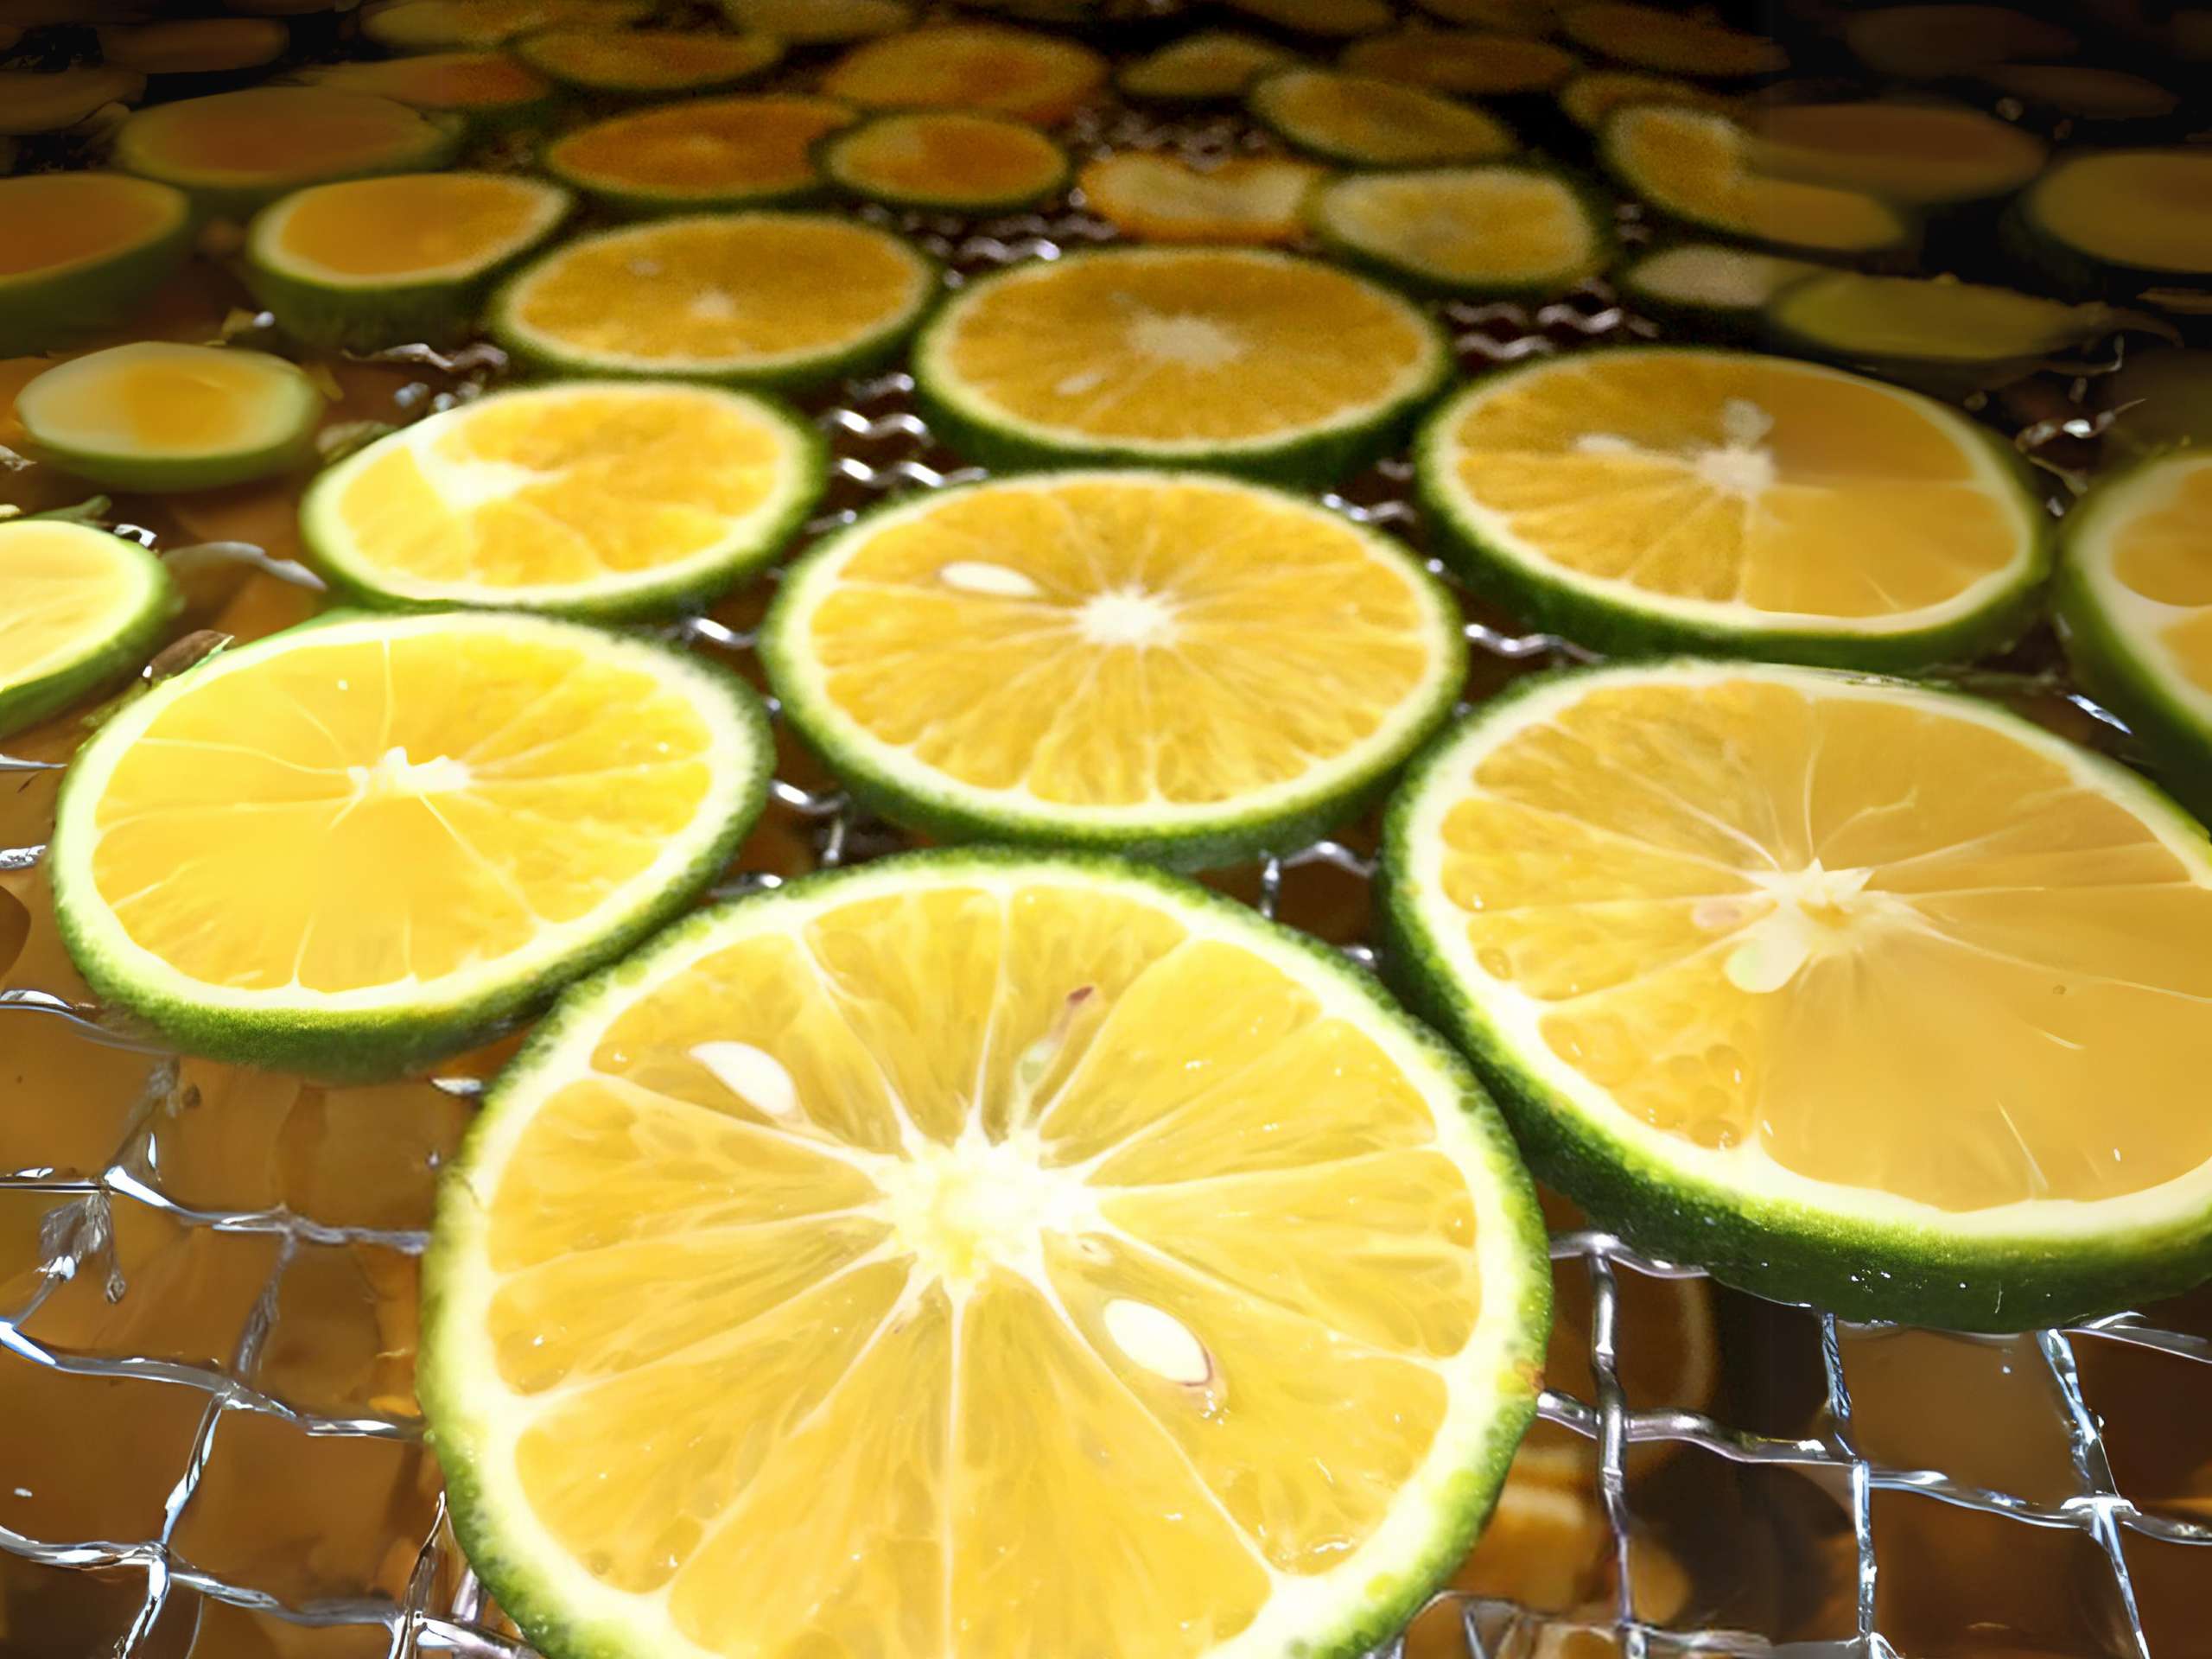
1125 310 1246 370
1078 586 1179 646
1694 858 1902 995
345 745 472 802
1574 395 1779 500
686 287 739 323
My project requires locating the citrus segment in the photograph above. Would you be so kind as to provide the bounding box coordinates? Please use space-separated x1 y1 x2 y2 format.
0 521 179 741
820 23 1107 124
493 212 936 390
302 381 822 617
913 246 1448 483
1077 154 1324 245
360 0 650 50
760 472 1464 863
0 173 190 356
288 53 556 123
1312 167 1606 296
1561 2 1784 74
49 610 772 1076
516 28 783 95
1249 67 1517 165
1117 30 1300 103
1415 348 2045 666
543 95 857 213
423 851 1550 1659
718 0 912 40
1340 29 1580 95
821 111 1069 212
114 87 460 216
1746 102 2046 207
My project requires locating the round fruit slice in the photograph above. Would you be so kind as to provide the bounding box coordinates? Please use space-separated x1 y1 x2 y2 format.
543 95 857 214
820 111 1070 213
820 23 1107 124
1845 3 2074 76
1604 105 1911 257
1615 241 1817 336
97 17 289 74
287 53 558 127
1561 2 1783 75
302 381 822 618
1980 64 2178 122
761 471 1464 863
718 0 912 41
1116 29 1300 104
16 342 325 494
113 88 461 218
2098 348 2212 460
1077 153 1323 245
1414 347 2046 668
1310 166 1608 296
0 521 179 741
421 847 1550 1659
1249 67 1516 165
245 173 572 353
1382 658 2212 1329
515 28 784 97
0 67 145 136
1764 271 2136 391
50 609 772 1077
1340 28 1580 96
1745 102 2047 207
1227 0 1395 35
0 173 191 357
493 213 936 391
1556 69 1720 130
913 245 1449 485
2055 451 2212 813
2012 149 2212 298
360 0 651 51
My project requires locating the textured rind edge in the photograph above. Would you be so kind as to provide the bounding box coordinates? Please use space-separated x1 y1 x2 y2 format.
1376 664 2212 1332
114 110 463 221
1412 346 2056 672
418 844 1554 1659
814 114 1071 213
1306 163 1618 301
22 354 328 495
0 531 180 741
1244 67 1518 168
47 609 775 1082
758 476 1468 870
0 179 192 357
302 387 828 620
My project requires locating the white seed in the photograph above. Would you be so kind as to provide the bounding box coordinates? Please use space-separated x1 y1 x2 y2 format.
938 560 1045 599
1102 1297 1211 1386
689 1041 801 1119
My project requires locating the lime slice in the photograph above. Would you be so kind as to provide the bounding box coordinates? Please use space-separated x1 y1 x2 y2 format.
1116 29 1300 104
912 245 1448 486
1249 67 1517 166
0 521 179 741
1845 3 2075 76
1745 102 2047 207
302 381 823 618
1414 346 2047 669
360 0 650 51
2012 149 2212 299
1309 166 1609 296
1226 0 1396 36
422 849 1549 1659
492 212 937 391
16 342 325 494
1614 242 1817 336
1339 29 1580 96
97 18 289 74
1555 69 1721 130
246 173 572 353
515 28 784 97
1980 64 2177 121
543 95 857 214
1077 153 1323 245
820 22 1107 124
1763 271 2135 391
0 67 145 136
1382 658 2212 1329
49 609 772 1077
760 471 1463 865
1561 2 1784 75
0 173 191 357
718 0 912 41
286 53 558 128
820 111 1070 213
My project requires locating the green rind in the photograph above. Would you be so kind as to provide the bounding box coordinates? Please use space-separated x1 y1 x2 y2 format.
1246 67 1518 168
0 532 179 741
22 353 327 495
1379 664 2212 1332
48 610 775 1082
1306 165 1615 301
0 181 192 358
114 101 463 220
1413 348 2054 672
300 390 828 620
815 115 1071 213
420 844 1552 1659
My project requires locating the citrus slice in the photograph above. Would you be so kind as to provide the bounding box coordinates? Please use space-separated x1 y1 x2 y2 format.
49 609 772 1077
760 471 1464 863
2012 150 2212 298
421 848 1550 1659
1414 347 2046 668
1845 3 2075 76
515 29 784 97
97 17 289 74
360 0 651 51
1556 69 1721 130
1745 102 2047 207
543 95 857 214
1604 105 1911 256
493 213 936 391
1615 241 1817 336
1226 0 1396 36
1116 29 1300 104
16 342 326 494
820 111 1070 213
820 23 1108 124
1763 271 2134 391
912 245 1449 486
1980 64 2178 121
302 381 823 619
287 53 558 127
2056 452 2212 814
1077 154 1323 245
1249 67 1517 166
0 173 191 357
1382 658 2212 1329
718 0 912 41
0 67 145 136
1310 166 1608 296
245 173 572 353
113 87 461 218
1340 28 1580 95
0 521 179 741
1561 2 1784 75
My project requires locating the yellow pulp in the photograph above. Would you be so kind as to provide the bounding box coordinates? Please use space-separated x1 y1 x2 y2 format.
802 477 1444 804
120 88 438 180
327 386 791 590
1078 155 1323 245
0 173 178 279
1746 104 2047 206
85 628 720 993
1614 106 1904 253
1340 29 1580 95
547 95 855 197
2031 151 2212 273
822 22 1107 123
1323 169 1599 283
506 216 926 365
273 174 553 279
1262 70 1516 164
830 111 1065 201
1120 29 1298 99
480 879 1488 1649
938 251 1433 442
18 343 302 458
2101 458 2212 696
524 28 780 87
296 52 552 110
1434 673 2212 1210
0 523 148 691
1562 2 1785 73
1442 351 2023 616
1557 71 1719 130
720 0 912 42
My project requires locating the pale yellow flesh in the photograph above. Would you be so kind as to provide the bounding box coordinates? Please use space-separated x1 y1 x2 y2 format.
830 112 1065 203
2031 151 2212 274
0 172 180 279
1320 168 1599 283
16 343 310 461
269 173 557 281
0 523 152 691
821 23 1106 123
1612 105 1904 252
547 96 855 198
1746 103 2047 206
